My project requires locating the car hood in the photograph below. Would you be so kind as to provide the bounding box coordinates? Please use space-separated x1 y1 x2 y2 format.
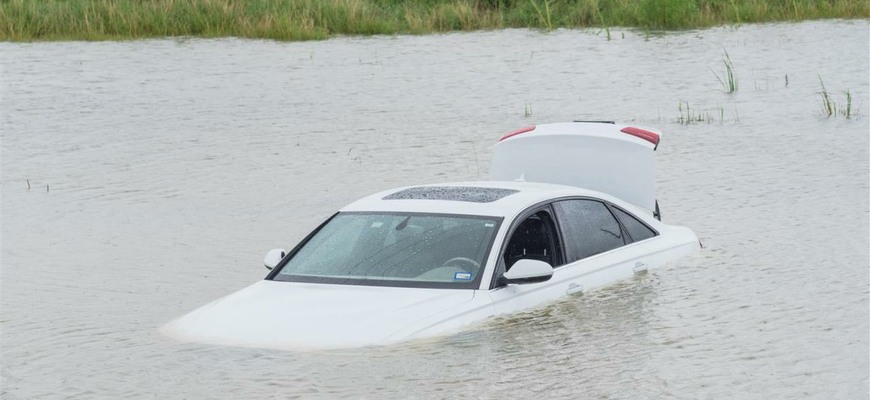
161 280 476 350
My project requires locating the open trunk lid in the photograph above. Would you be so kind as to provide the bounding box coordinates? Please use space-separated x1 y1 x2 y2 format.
490 122 662 215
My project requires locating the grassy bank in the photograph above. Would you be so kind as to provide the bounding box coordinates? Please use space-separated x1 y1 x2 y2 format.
1 0 867 42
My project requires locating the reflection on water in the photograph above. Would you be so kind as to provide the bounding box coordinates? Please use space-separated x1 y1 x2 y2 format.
2 21 868 399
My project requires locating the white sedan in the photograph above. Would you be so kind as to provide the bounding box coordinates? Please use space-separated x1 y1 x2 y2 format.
162 122 699 350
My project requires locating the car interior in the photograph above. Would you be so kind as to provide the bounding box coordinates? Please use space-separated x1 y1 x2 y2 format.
503 210 559 271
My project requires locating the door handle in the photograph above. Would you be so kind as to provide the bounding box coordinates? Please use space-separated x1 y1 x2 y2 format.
566 282 584 295
633 262 648 274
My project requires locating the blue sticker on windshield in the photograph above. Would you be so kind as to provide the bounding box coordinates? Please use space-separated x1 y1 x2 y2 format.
454 272 472 281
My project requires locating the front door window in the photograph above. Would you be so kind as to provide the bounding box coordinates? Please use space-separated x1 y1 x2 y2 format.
502 210 561 271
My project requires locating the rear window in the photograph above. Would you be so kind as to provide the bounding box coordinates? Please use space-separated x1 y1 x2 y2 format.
612 207 657 242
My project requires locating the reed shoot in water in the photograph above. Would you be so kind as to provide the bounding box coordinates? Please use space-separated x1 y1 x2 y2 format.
817 76 853 118
843 89 852 118
713 50 738 93
677 101 712 125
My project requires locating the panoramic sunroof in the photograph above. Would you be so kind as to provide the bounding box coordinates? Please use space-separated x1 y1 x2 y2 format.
383 186 519 203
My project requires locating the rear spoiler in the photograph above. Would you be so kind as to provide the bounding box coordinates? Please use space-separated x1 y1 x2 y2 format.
499 124 661 150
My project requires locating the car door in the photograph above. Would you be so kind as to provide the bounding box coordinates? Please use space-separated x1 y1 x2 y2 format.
487 198 652 314
545 198 641 296
487 204 572 313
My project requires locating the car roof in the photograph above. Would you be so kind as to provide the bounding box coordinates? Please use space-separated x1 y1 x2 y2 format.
340 181 629 218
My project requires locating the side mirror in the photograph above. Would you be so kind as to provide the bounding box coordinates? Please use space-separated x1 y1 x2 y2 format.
264 248 286 270
501 259 553 285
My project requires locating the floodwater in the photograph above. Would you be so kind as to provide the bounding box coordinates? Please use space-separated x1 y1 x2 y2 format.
2 21 868 399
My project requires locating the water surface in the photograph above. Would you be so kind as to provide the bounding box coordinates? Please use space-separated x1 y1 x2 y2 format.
2 21 868 399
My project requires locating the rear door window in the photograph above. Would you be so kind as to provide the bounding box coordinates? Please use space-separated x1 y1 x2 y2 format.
612 206 658 242
554 200 626 263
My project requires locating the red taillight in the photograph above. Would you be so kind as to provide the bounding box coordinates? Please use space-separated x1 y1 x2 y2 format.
620 127 660 148
499 125 536 142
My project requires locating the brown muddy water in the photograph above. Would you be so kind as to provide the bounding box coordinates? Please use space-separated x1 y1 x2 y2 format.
2 21 868 399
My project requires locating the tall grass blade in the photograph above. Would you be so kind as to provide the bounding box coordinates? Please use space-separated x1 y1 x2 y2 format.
712 50 738 93
843 89 852 118
528 0 553 31
818 75 835 117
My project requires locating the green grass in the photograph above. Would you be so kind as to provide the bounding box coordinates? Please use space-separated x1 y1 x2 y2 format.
0 0 867 42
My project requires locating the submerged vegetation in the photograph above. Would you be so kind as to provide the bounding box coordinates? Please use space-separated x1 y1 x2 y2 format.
677 101 709 124
0 0 868 42
676 101 737 125
818 76 854 118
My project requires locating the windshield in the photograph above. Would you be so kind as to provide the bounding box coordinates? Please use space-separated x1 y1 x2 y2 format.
271 212 502 288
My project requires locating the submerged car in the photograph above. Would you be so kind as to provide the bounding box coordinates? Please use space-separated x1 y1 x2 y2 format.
162 122 699 350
